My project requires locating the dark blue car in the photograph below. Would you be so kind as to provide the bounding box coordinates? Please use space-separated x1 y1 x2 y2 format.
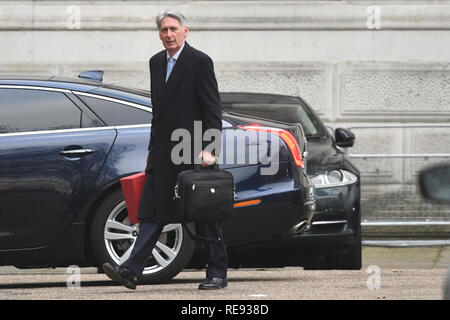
0 73 359 283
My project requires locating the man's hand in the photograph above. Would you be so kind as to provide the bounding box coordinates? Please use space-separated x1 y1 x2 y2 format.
198 150 216 166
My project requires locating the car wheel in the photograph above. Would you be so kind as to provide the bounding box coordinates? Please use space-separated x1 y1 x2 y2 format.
303 239 362 270
90 189 195 284
326 230 362 270
304 216 362 270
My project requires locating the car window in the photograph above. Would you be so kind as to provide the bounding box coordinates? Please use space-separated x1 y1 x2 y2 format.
223 103 319 137
78 95 152 126
81 111 104 128
0 88 81 134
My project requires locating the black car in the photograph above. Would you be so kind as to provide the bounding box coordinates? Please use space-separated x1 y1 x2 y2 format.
219 93 361 270
0 73 360 284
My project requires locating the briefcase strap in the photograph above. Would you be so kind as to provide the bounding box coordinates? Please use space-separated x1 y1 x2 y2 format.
174 183 236 201
182 224 220 244
194 163 219 171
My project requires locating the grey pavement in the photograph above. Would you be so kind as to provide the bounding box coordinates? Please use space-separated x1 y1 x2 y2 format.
0 246 449 300
362 246 450 269
1 246 450 275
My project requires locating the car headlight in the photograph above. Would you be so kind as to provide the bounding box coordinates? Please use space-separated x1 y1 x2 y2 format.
309 170 358 188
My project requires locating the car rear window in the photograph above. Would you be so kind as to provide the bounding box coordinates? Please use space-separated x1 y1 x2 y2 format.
78 95 152 126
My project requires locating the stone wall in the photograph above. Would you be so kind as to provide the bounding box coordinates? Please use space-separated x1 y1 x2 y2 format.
1 0 449 224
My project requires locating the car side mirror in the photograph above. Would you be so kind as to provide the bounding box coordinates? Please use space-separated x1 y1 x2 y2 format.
419 164 450 203
335 128 355 148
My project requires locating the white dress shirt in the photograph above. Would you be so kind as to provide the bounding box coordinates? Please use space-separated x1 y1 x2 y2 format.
166 42 185 63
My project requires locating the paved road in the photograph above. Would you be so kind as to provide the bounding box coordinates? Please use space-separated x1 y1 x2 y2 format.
0 247 449 300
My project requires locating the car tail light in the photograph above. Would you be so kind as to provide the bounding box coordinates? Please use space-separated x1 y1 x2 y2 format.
239 124 304 168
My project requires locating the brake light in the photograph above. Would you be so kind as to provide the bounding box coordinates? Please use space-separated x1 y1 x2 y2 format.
239 125 304 168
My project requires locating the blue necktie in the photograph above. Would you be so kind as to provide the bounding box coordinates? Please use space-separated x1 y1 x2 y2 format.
166 56 175 82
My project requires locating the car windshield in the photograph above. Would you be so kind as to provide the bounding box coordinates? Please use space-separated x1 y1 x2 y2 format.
223 103 320 137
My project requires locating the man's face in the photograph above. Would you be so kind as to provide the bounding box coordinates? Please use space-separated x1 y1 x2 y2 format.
159 16 188 56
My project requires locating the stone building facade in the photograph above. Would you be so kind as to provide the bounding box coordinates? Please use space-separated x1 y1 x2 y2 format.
1 1 449 236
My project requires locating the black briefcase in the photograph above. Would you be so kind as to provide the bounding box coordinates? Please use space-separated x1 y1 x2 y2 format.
173 164 235 223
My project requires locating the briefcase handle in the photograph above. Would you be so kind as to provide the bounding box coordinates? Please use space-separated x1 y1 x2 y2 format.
194 163 220 171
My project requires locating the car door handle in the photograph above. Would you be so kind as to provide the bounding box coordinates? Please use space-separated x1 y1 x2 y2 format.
59 149 96 157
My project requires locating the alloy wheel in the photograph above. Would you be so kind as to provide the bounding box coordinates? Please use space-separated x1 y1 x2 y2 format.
103 200 183 275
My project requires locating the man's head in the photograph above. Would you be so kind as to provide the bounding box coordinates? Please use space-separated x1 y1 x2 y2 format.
156 10 189 56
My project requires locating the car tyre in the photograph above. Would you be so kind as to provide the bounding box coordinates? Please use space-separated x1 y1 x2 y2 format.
90 189 196 284
304 214 362 270
325 231 362 270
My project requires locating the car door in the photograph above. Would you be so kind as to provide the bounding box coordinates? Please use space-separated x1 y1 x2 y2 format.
0 87 116 250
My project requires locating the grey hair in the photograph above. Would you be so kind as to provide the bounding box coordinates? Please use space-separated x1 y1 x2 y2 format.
156 10 186 29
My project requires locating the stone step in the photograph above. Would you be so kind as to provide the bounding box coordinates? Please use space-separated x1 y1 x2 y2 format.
362 220 450 238
361 238 450 247
362 214 450 222
362 212 449 217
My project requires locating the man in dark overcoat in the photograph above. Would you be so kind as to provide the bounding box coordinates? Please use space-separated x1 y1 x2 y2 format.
102 10 228 290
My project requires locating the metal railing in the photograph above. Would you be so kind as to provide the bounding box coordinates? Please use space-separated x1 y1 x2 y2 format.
343 123 450 247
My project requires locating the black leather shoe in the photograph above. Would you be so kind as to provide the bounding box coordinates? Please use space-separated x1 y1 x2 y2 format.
198 277 228 290
102 263 138 290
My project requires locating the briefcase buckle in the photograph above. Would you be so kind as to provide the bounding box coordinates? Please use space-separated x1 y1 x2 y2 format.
173 183 180 200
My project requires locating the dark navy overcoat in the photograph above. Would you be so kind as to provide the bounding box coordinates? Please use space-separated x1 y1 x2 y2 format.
138 42 222 224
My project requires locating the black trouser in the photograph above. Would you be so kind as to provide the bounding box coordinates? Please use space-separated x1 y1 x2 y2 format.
122 221 228 279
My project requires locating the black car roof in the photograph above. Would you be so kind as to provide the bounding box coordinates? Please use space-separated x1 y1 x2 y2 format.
0 74 144 93
0 74 152 106
0 75 304 106
0 75 53 81
220 92 302 104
